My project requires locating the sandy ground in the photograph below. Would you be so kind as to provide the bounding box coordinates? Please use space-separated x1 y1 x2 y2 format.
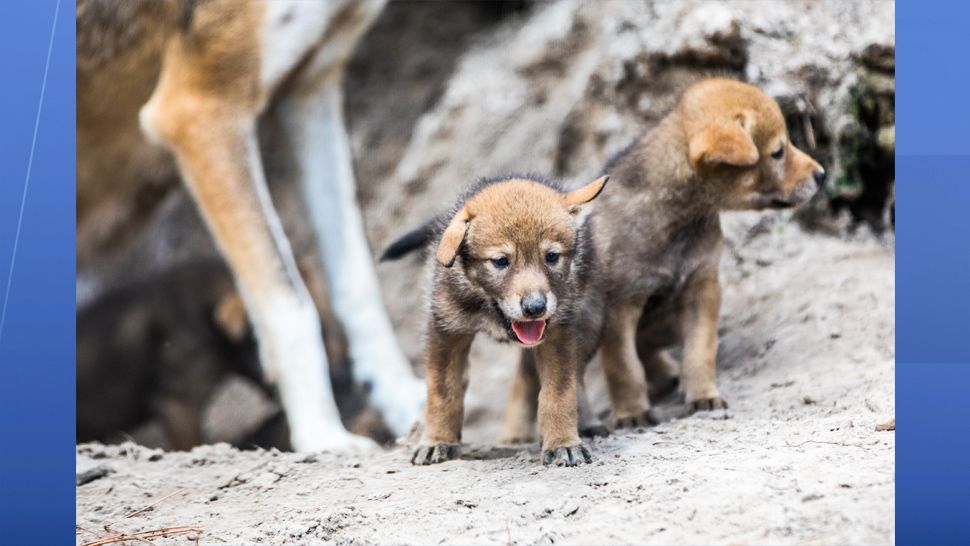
76 216 895 545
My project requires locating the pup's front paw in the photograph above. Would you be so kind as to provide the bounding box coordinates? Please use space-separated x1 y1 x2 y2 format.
688 396 728 412
612 409 660 430
542 444 592 467
411 443 461 465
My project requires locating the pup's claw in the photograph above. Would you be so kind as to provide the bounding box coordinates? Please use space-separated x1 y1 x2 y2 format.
542 444 592 467
411 443 461 465
612 409 660 430
579 424 611 438
689 397 728 412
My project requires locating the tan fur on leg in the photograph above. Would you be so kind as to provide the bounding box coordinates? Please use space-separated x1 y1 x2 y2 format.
680 266 727 410
600 302 656 428
534 330 590 466
413 326 473 464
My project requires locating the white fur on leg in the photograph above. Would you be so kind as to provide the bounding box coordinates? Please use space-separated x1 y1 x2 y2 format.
281 85 425 437
255 294 377 452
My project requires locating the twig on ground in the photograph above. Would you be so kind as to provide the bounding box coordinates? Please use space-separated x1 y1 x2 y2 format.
76 525 105 538
124 488 187 519
220 460 270 489
80 526 203 546
785 440 867 449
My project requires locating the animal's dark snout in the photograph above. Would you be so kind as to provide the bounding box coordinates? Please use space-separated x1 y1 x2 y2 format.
521 293 547 319
813 167 826 185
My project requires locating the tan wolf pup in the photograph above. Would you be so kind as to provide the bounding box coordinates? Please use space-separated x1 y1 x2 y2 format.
383 175 609 466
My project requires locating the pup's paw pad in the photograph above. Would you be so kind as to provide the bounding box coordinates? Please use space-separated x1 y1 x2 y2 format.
579 424 611 438
612 409 660 430
411 443 461 465
689 397 728 412
542 444 592 467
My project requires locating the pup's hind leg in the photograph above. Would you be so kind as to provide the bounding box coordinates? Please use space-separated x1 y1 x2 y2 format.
412 328 472 465
139 15 372 452
276 2 425 439
499 350 539 444
680 267 727 411
636 303 684 403
601 300 658 429
577 371 610 438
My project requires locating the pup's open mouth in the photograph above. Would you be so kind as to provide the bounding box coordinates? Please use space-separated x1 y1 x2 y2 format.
510 320 547 346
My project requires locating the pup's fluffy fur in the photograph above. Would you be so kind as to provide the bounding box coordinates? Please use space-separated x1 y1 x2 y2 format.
390 175 609 467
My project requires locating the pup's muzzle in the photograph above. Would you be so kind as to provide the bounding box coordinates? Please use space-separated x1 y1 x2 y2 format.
769 168 824 208
521 293 547 319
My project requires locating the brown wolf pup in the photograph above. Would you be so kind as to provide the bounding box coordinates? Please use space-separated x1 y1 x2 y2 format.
382 175 609 466
508 78 826 432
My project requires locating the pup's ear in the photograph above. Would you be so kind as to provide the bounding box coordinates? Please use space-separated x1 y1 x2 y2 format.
688 123 759 168
436 206 471 267
562 175 609 218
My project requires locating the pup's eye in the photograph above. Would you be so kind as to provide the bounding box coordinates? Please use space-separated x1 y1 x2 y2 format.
545 251 560 265
771 146 785 160
491 256 510 269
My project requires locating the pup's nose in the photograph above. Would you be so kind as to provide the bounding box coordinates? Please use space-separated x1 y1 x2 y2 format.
521 293 547 319
813 167 826 185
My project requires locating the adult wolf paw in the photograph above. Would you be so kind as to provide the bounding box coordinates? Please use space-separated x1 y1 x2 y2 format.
542 444 592 467
411 443 461 465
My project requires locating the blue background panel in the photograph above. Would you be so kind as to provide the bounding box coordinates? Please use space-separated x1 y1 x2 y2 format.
0 1 75 543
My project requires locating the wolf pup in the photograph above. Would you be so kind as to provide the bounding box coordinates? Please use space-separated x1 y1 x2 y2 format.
383 175 608 466
526 78 825 430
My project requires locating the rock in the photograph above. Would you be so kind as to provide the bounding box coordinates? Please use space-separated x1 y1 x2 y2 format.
561 501 581 517
875 418 895 432
76 462 114 486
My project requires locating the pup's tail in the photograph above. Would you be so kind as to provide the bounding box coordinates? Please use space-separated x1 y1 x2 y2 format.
380 220 437 262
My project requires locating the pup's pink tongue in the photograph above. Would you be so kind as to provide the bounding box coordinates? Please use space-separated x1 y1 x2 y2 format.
511 320 546 345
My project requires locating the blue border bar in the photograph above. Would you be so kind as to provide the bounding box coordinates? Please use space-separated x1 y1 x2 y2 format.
897 0 970 544
0 1 74 542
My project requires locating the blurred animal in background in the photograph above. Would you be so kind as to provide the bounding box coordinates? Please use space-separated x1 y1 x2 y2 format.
77 262 267 450
77 259 393 451
384 175 609 467
76 0 424 451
